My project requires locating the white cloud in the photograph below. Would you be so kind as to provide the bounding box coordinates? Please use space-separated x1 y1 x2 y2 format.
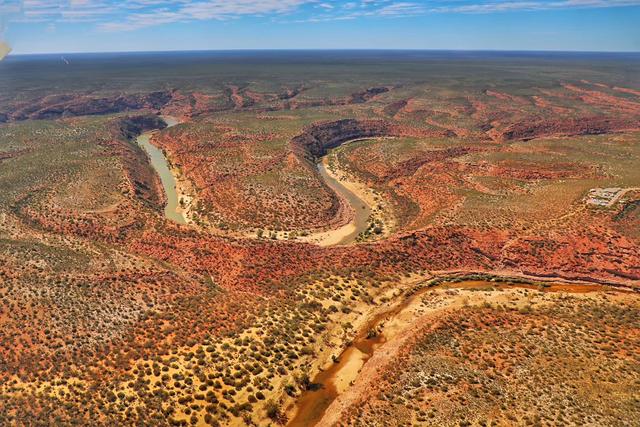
96 0 312 31
3 0 640 31
428 0 640 14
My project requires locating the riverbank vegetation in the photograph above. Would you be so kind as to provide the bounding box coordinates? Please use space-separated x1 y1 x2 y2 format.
1 52 639 425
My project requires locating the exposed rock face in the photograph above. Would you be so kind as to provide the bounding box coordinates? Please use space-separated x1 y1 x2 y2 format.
115 114 167 140
291 119 396 160
284 87 390 110
3 91 173 122
286 118 455 231
1 86 388 124
500 116 639 141
291 118 442 161
278 86 304 100
108 115 168 211
349 87 389 104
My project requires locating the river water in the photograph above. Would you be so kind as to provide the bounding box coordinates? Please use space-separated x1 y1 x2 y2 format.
317 157 371 245
137 120 370 239
136 116 186 225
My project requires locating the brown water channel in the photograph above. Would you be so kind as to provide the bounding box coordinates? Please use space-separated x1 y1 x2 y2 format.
316 156 371 245
288 279 611 426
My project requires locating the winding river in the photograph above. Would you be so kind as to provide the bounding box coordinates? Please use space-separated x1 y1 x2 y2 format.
316 156 372 246
287 280 614 427
136 116 186 225
138 120 373 243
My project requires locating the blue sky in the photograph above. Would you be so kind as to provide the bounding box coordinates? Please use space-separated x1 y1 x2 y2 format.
0 1 639 54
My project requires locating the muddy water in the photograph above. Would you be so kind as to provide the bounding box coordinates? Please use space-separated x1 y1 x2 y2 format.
317 157 371 245
288 300 393 427
287 279 612 427
136 116 186 224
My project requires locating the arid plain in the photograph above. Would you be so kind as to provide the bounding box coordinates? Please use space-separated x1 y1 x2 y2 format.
0 51 639 426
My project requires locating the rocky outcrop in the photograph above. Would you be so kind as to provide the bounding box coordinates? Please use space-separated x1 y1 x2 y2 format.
107 115 168 211
291 118 446 161
500 116 638 141
283 87 390 111
115 114 167 140
349 87 389 104
291 119 396 160
278 86 305 100
3 91 173 122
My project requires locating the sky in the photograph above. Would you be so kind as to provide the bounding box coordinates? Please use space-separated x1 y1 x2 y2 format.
0 0 639 55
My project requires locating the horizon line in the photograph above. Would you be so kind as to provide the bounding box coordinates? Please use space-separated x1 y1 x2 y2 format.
8 47 640 57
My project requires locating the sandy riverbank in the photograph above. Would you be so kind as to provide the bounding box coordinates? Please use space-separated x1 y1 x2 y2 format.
288 276 634 427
